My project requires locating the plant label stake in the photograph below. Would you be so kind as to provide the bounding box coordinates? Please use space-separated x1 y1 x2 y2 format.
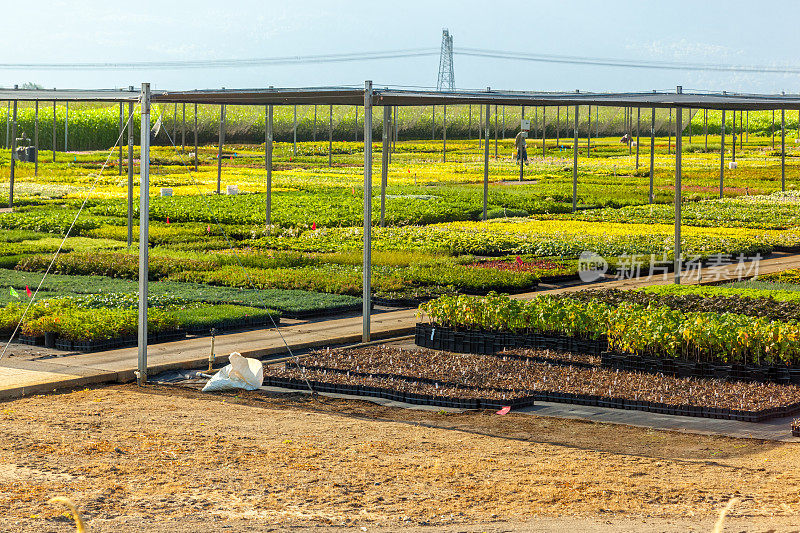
208 328 217 372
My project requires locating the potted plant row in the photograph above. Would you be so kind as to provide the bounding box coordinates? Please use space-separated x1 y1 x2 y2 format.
282 346 800 422
415 323 608 356
262 373 535 410
600 351 800 385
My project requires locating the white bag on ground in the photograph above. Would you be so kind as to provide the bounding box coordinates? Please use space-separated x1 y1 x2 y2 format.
202 352 264 392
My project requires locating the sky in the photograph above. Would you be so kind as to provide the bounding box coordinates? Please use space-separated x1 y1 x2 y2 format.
3 0 800 94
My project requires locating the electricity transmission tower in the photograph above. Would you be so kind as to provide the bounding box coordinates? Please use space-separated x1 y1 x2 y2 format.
436 29 455 91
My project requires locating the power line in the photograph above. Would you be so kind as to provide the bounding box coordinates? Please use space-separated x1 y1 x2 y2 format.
2 46 800 76
0 49 438 70
454 47 800 75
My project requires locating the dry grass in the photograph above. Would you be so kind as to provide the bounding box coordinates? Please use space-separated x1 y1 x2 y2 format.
712 497 739 533
48 496 86 532
0 384 797 532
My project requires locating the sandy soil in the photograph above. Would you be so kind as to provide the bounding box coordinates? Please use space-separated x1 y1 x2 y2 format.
1 384 800 532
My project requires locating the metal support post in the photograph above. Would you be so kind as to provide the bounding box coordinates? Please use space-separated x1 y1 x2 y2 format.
494 105 498 158
393 105 398 152
478 105 482 149
380 106 390 227
34 101 38 176
649 108 655 203
328 104 333 167
542 106 546 157
355 105 359 142
782 108 786 191
719 110 726 198
193 104 198 171
688 108 692 144
739 111 743 150
362 81 373 343
635 107 640 169
293 105 297 156
52 101 56 162
587 105 591 157
595 105 598 141
502 105 505 139
772 110 776 149
313 105 317 142
9 100 16 208
483 102 490 220
622 107 626 150
118 102 123 175
519 105 525 183
732 111 736 162
127 102 134 247
675 104 682 285
138 82 151 386
181 103 186 153
65 101 69 151
388 106 393 164
704 109 708 151
431 106 435 139
442 104 447 163
267 104 273 226
667 108 672 154
573 104 578 212
556 106 560 147
217 105 225 194
628 107 632 155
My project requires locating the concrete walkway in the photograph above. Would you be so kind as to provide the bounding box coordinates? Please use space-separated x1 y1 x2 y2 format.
532 249 799 296
0 308 417 399
1 250 799 441
521 401 799 442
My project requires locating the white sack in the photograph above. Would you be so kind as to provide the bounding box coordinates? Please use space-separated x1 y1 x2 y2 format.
201 352 264 392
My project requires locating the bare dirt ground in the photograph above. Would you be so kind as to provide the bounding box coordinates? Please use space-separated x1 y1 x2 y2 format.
1 384 800 532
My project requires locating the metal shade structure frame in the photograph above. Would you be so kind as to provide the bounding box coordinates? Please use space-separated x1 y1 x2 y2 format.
3 83 800 384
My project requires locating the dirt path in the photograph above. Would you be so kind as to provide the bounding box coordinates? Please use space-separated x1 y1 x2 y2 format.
1 385 800 532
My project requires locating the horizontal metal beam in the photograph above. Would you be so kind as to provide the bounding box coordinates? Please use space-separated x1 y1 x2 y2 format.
3 86 800 111
152 87 366 106
0 88 140 102
373 89 800 110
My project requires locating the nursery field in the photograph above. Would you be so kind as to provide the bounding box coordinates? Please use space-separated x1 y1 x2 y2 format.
1 129 800 349
4 120 800 531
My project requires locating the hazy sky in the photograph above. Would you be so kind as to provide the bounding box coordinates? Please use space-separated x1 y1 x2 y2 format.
4 0 799 94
